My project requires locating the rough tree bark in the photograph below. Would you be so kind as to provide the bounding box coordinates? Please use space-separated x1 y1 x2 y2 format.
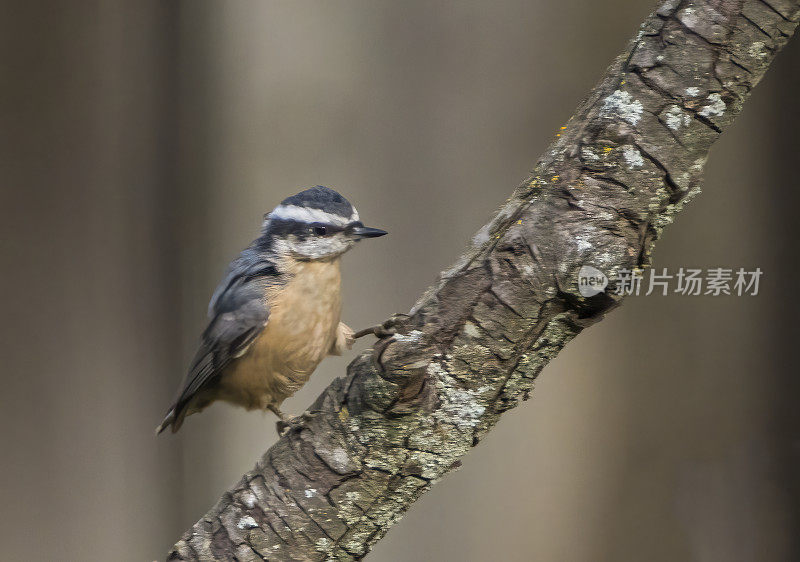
169 1 799 560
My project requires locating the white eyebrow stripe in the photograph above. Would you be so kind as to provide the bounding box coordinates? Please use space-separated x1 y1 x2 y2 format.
269 204 357 226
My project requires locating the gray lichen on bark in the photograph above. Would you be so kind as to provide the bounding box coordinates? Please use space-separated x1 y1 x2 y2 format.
169 1 800 560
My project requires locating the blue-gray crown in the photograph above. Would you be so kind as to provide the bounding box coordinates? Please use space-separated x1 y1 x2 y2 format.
279 186 355 220
264 186 358 228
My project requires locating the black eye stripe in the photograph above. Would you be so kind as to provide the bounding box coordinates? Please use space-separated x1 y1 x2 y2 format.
268 218 346 238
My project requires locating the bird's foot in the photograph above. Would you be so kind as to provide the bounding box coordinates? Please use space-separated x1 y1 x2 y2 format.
270 406 318 437
354 313 411 339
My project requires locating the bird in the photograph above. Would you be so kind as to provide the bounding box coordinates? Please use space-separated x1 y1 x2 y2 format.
156 186 387 434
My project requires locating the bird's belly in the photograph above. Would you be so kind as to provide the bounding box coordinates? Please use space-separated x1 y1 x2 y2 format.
219 259 342 410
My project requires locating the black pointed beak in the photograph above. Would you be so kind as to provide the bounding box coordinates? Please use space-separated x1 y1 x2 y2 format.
352 226 388 239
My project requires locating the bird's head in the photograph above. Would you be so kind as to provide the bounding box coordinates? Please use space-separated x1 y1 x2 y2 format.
260 185 386 260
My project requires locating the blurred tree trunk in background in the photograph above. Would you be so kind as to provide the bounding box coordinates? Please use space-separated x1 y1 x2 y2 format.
1 1 797 561
0 2 183 560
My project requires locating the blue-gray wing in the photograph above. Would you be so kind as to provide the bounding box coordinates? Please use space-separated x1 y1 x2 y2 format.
157 251 280 433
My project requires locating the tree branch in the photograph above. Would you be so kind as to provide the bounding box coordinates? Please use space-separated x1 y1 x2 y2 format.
169 1 800 559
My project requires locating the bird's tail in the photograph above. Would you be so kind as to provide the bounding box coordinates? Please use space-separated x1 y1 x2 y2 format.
155 407 183 435
156 396 203 435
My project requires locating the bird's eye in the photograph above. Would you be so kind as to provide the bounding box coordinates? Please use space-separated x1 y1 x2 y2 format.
314 225 327 236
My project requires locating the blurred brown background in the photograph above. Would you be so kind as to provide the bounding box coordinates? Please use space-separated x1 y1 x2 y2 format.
1 1 798 561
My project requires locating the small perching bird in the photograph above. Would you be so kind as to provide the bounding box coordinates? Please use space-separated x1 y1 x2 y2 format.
156 186 386 434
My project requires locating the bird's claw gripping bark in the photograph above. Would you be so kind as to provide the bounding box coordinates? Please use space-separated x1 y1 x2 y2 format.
270 406 318 436
353 313 411 339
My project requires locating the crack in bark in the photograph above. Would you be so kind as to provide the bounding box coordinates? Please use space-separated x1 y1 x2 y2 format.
758 0 795 20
